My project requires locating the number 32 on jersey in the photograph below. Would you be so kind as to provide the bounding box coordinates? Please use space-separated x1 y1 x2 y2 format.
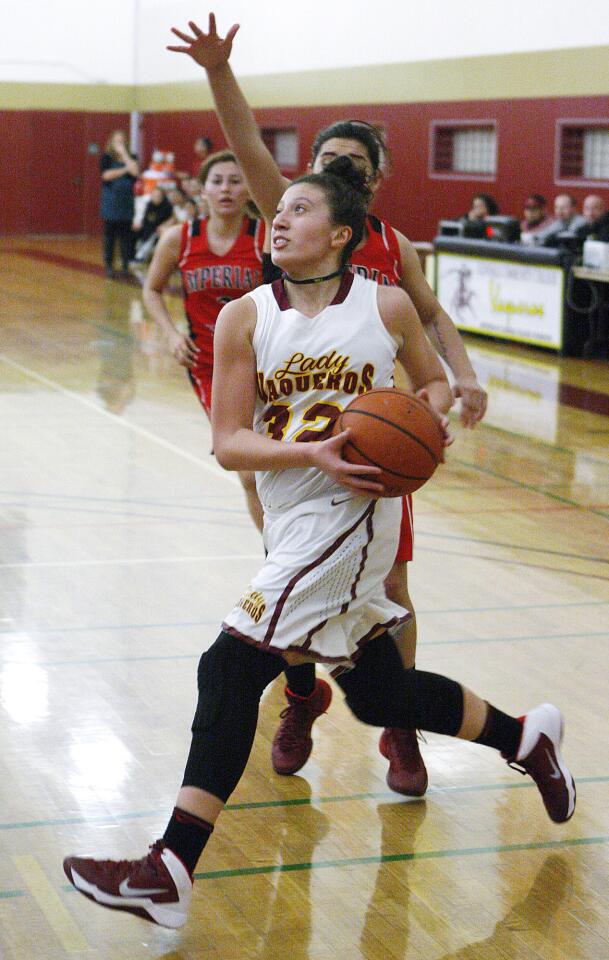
262 401 342 443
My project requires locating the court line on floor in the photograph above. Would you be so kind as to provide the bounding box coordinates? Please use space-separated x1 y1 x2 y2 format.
1 543 606 576
2 597 607 638
415 545 609 582
1 629 607 667
454 457 609 521
2 777 607 832
3 830 606 903
12 855 88 951
0 354 238 486
194 834 609 881
417 530 609 566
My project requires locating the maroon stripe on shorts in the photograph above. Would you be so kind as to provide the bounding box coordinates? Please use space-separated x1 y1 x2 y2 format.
263 501 376 647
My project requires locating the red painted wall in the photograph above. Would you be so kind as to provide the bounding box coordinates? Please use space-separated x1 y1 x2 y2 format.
2 95 608 238
1 111 131 236
144 95 609 242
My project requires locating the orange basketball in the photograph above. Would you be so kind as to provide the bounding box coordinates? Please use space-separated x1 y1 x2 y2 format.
335 388 444 497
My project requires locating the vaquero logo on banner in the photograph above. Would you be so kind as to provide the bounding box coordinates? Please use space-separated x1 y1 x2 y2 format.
436 253 564 349
489 280 544 318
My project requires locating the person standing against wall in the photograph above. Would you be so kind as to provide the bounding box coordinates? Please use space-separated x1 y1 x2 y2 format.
100 130 140 278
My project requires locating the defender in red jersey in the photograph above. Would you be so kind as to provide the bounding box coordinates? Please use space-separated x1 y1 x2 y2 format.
143 150 265 528
168 16 489 795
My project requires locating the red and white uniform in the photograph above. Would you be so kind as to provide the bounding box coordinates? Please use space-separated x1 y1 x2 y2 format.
179 216 265 414
222 273 410 671
351 215 413 563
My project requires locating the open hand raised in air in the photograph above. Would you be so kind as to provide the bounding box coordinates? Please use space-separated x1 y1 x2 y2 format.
167 13 239 70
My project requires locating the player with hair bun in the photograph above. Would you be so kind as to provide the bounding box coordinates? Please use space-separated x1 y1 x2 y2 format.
64 158 575 931
166 13 489 796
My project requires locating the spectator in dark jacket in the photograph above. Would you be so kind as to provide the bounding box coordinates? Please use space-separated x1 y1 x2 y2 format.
100 130 139 277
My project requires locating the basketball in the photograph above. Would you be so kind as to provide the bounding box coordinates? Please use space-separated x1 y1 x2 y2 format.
335 387 444 496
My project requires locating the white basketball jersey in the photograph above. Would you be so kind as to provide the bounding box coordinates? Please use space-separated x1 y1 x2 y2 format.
249 272 397 510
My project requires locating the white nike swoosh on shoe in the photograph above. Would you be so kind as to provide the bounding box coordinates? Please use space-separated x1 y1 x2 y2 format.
119 878 168 897
545 748 563 780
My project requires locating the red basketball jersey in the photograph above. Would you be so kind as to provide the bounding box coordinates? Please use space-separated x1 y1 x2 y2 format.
350 215 402 287
179 216 265 363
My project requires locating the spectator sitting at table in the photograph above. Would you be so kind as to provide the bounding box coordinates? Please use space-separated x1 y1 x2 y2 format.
466 192 499 222
519 194 552 245
540 194 587 246
459 193 499 238
576 194 609 243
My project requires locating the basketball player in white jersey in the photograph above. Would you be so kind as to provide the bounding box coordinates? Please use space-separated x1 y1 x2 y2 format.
64 159 575 930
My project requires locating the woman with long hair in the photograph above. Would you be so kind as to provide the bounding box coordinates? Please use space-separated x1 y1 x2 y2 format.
143 149 265 527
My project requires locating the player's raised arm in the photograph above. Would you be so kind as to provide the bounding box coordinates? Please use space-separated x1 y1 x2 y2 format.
168 14 288 220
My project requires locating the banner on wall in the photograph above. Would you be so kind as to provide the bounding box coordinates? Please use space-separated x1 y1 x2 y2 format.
436 252 565 350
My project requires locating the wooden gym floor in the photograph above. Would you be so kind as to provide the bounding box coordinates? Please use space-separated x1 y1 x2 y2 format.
1 237 608 959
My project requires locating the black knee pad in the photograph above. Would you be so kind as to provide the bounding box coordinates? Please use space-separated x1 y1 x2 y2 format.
191 631 283 733
337 632 464 734
184 632 285 800
337 632 407 727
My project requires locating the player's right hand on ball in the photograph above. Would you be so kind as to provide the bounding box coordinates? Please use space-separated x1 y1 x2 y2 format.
312 429 385 496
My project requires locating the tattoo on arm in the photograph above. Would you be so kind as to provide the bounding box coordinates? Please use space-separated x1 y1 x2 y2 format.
432 320 450 364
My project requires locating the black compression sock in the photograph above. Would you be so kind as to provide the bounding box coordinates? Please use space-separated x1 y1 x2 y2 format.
284 662 316 698
474 704 523 758
163 807 214 876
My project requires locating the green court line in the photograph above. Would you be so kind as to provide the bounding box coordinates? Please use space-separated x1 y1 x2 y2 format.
454 456 609 521
2 777 607 832
0 889 25 900
193 835 609 881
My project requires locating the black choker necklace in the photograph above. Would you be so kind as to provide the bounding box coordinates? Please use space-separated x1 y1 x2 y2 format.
282 267 344 285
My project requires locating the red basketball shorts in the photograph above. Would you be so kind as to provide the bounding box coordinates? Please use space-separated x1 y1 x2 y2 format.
188 363 213 417
395 494 414 563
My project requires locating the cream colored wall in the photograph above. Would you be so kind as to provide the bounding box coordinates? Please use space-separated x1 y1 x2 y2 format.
2 44 608 111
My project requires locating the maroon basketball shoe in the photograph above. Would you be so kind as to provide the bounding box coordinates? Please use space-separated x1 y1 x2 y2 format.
63 840 192 928
506 703 576 824
379 727 428 797
271 679 333 775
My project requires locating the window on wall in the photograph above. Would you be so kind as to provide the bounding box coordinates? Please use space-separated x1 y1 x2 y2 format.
430 122 497 180
557 121 609 186
261 127 299 170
